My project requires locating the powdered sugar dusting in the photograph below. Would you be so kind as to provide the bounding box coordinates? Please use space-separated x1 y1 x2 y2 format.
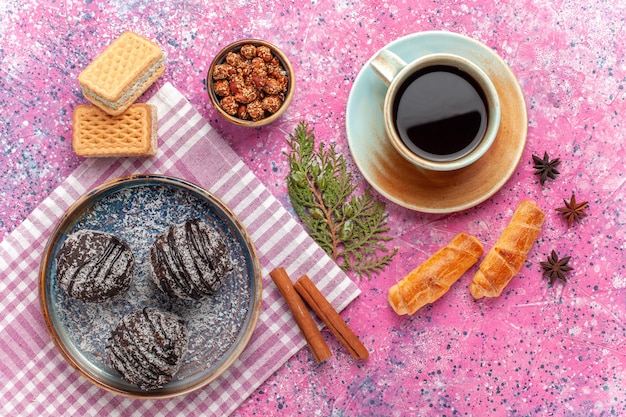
48 179 257 391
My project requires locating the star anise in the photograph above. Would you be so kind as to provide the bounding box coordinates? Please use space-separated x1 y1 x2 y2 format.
540 250 573 286
532 152 561 185
556 194 589 227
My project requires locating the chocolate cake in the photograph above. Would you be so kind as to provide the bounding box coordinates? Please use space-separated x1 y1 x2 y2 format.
107 307 188 391
149 219 233 300
55 230 135 303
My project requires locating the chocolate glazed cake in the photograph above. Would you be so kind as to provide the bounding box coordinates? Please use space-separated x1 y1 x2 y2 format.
150 219 233 300
107 307 188 391
55 230 135 302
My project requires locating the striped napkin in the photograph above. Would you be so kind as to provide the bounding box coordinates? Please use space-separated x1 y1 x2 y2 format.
0 82 361 416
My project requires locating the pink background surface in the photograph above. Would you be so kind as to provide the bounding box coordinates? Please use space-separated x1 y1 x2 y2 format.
2 1 625 416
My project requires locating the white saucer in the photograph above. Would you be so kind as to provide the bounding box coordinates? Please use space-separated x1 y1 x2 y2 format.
346 31 527 213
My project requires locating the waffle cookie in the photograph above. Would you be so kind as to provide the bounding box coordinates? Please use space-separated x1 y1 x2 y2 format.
78 31 165 116
72 103 158 157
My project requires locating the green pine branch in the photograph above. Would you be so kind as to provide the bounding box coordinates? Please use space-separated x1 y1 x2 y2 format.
285 121 397 279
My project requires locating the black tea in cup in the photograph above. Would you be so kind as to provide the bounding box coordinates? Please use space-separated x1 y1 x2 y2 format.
392 65 489 162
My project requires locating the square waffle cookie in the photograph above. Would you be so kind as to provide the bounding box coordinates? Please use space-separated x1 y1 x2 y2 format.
72 103 158 157
78 32 165 116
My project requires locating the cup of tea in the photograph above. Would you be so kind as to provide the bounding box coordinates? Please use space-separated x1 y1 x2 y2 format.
370 50 501 172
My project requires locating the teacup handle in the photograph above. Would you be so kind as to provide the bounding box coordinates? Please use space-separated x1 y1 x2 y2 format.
370 49 407 86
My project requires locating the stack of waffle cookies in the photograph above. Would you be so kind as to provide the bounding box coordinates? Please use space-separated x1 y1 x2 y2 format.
73 32 165 157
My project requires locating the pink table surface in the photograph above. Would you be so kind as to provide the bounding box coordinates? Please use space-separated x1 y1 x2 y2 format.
1 1 625 416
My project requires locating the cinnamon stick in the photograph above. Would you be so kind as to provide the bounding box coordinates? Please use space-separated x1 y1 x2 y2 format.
294 274 369 360
270 267 332 363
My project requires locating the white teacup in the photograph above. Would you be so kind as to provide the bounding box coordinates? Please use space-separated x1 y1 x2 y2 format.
371 50 501 172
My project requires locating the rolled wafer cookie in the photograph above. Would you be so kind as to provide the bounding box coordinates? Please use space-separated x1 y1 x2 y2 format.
388 232 484 315
72 103 158 157
469 200 545 299
78 31 165 116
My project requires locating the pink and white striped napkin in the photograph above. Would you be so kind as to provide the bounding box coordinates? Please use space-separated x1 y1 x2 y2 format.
0 82 361 416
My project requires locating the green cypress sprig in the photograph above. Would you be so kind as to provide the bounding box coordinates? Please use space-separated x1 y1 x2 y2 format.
285 121 397 279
